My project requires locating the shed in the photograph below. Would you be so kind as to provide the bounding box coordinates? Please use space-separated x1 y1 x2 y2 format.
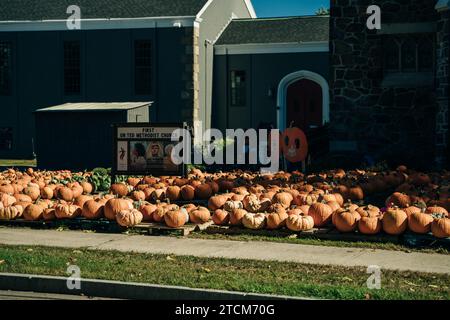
34 102 152 170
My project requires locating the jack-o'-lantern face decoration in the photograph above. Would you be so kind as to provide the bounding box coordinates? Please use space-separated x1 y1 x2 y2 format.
281 127 308 163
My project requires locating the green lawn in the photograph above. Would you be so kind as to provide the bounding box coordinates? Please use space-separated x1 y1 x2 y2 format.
0 245 449 300
0 159 36 167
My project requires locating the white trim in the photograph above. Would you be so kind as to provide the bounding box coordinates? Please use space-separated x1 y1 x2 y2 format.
0 16 196 32
215 41 329 55
196 0 215 20
244 0 257 18
277 70 330 131
435 0 450 11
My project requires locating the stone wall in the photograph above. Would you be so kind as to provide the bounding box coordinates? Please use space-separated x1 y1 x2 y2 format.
330 0 444 169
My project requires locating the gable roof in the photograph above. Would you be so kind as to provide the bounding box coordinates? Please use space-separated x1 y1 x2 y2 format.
216 16 329 45
0 0 209 21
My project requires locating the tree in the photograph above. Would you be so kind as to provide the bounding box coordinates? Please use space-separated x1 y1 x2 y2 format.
315 6 330 15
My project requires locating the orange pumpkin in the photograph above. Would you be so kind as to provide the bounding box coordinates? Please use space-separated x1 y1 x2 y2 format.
212 209 230 225
104 198 133 220
116 209 143 227
382 207 408 235
266 211 288 229
23 204 44 221
431 217 450 238
334 208 361 233
358 215 382 235
164 209 187 228
308 203 333 227
208 195 229 211
408 212 433 234
189 207 211 224
82 200 104 220
281 126 308 163
229 208 247 226
286 214 314 232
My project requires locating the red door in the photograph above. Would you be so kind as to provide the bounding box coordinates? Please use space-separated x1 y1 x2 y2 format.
286 79 322 131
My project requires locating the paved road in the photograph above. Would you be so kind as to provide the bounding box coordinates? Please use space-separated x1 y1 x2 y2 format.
0 290 117 300
0 228 449 274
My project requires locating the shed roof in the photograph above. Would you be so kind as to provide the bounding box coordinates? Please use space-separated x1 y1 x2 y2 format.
216 16 329 45
35 102 152 112
0 0 208 21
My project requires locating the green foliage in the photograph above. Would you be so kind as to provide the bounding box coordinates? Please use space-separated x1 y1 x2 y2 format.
315 6 330 15
89 168 111 192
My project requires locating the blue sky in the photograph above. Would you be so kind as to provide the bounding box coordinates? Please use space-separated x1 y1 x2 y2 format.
252 0 330 17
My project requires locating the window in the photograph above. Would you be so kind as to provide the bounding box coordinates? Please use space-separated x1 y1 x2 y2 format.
0 42 12 96
64 41 81 95
230 70 246 107
383 34 435 73
0 128 12 150
134 40 152 95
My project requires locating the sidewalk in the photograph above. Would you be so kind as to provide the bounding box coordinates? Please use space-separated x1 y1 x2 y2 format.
0 228 449 274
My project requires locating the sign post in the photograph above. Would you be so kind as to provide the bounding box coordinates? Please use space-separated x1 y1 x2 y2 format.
112 123 187 181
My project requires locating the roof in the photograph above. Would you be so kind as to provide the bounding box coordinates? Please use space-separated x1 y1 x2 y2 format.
35 102 152 112
216 16 329 45
0 0 208 21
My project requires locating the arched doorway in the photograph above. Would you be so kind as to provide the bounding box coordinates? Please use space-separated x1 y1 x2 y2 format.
277 70 329 131
286 79 323 131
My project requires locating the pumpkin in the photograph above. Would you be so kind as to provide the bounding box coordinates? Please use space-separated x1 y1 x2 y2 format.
425 206 449 217
0 205 23 220
104 198 133 220
326 201 341 213
181 185 195 200
109 183 129 197
139 203 157 222
242 213 266 230
23 186 40 201
224 200 243 212
73 195 93 208
281 126 308 163
182 203 197 214
243 194 264 213
273 192 293 208
1 193 16 207
385 192 410 208
348 186 364 201
127 177 141 187
164 209 187 228
130 190 146 201
431 217 450 238
229 208 247 226
404 206 422 217
308 203 333 227
23 204 44 221
80 181 93 194
13 194 32 203
68 183 83 198
408 211 434 234
208 195 229 211
153 204 179 222
40 187 54 200
55 203 82 219
294 193 318 206
0 184 14 195
266 212 288 229
116 209 143 227
334 208 361 233
82 200 104 220
195 183 212 200
212 209 230 225
57 187 74 202
189 207 211 224
166 186 181 201
43 208 56 221
382 207 408 235
286 214 314 232
358 215 382 235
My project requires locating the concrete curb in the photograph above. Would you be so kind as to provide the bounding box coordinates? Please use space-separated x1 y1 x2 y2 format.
0 273 311 300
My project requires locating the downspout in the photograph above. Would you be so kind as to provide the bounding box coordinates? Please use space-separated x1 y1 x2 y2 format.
205 39 212 130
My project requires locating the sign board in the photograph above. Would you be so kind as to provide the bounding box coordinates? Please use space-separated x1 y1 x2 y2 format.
113 123 187 177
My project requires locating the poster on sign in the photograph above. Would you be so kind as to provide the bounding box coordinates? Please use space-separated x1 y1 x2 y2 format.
113 123 187 177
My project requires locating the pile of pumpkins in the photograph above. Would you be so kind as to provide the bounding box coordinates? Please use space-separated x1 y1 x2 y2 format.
0 167 449 239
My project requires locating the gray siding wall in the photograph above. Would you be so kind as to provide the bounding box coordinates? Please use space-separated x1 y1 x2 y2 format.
0 27 192 159
212 52 329 131
197 0 252 130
